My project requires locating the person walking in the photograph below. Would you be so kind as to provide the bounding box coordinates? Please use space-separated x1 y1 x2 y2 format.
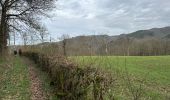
19 49 22 56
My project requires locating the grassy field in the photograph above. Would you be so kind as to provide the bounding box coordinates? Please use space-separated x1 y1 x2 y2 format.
0 57 30 100
71 56 170 100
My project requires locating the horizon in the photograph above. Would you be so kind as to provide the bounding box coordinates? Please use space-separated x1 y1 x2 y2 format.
11 25 170 45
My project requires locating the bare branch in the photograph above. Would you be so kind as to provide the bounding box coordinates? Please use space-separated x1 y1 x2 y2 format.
0 0 4 7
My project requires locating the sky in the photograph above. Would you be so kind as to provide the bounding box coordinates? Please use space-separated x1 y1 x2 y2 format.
42 0 170 40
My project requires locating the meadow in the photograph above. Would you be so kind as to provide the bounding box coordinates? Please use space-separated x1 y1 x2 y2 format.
71 56 170 100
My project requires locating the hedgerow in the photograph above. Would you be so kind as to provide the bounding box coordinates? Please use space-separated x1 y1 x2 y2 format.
22 51 114 100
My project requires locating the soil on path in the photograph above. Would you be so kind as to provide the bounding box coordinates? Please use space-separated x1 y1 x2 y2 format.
23 58 47 100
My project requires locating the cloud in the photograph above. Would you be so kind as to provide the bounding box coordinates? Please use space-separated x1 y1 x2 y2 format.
42 0 170 39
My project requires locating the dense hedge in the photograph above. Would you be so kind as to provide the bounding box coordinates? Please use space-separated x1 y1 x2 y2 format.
22 51 114 100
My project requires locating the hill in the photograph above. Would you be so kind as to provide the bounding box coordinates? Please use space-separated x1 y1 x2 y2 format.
40 26 170 56
127 26 170 39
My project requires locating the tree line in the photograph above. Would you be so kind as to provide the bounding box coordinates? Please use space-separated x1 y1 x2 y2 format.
51 36 170 56
98 37 170 56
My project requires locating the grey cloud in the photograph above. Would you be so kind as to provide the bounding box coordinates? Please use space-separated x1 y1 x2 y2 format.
42 0 170 38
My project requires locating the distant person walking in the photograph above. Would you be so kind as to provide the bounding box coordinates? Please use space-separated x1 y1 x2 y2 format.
14 50 17 56
19 49 22 56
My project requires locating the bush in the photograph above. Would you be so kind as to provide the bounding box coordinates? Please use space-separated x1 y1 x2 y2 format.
22 51 114 100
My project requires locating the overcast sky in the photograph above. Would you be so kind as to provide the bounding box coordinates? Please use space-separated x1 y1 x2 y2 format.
42 0 170 40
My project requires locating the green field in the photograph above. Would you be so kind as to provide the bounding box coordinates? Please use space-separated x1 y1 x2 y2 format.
71 56 170 100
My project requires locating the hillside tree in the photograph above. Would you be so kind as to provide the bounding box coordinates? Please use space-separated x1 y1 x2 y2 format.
59 34 70 56
38 25 49 43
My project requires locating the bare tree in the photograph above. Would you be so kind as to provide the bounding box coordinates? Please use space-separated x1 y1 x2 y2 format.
38 25 49 43
59 34 70 56
21 32 28 46
0 0 56 56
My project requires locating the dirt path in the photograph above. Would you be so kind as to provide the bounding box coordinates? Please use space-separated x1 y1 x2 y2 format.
28 65 47 100
23 58 47 100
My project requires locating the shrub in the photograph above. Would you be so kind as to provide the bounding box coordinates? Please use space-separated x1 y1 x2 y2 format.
22 51 114 100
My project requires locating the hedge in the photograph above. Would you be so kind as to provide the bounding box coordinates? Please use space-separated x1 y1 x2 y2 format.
22 51 114 100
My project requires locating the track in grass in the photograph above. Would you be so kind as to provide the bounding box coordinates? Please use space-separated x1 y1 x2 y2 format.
22 57 58 100
28 63 47 100
0 57 50 100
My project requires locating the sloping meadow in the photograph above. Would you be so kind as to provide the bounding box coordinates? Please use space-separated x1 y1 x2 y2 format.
22 51 115 100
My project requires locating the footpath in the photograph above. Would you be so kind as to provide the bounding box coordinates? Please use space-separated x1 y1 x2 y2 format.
0 56 56 100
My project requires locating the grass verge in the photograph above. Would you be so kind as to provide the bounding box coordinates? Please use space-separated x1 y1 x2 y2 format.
0 56 30 100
